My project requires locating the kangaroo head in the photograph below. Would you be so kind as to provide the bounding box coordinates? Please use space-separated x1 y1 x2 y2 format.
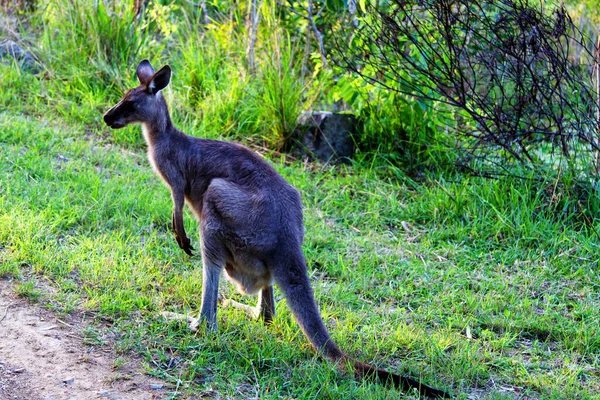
103 60 171 129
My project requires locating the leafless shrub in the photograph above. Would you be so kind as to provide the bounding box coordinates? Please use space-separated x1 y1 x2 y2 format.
340 0 600 175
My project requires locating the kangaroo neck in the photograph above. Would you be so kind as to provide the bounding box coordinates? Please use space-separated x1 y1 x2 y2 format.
141 95 174 145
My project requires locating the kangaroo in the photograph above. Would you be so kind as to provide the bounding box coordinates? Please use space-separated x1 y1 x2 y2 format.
103 60 450 398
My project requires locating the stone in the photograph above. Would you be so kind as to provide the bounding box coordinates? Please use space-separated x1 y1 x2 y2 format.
0 39 40 73
295 111 358 164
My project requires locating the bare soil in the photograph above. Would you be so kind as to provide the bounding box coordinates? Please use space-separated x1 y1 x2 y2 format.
0 279 168 400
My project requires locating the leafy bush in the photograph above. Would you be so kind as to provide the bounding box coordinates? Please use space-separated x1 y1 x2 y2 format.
328 71 456 171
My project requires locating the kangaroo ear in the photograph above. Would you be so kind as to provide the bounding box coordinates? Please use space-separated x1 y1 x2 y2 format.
147 65 171 95
137 60 155 85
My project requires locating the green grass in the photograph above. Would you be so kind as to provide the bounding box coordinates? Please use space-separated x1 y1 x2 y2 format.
2 1 600 398
14 280 41 302
1 102 599 398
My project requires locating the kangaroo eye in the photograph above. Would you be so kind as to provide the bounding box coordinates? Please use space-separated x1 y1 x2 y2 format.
119 100 135 113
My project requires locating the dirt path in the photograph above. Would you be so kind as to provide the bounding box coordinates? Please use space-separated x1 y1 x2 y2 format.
0 279 168 400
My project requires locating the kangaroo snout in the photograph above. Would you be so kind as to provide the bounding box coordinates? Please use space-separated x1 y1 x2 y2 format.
103 109 125 129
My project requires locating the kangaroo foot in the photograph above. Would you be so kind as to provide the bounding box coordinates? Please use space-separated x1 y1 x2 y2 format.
160 311 199 331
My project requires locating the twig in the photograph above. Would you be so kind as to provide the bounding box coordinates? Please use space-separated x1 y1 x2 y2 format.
56 318 74 328
305 0 327 66
247 0 264 74
0 306 9 323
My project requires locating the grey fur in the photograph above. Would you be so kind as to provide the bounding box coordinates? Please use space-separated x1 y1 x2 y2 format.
103 60 449 398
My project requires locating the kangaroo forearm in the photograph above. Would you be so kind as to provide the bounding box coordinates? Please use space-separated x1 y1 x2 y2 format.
171 192 193 255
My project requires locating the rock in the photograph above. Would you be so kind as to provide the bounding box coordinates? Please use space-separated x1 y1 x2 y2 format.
99 390 123 400
0 39 40 73
295 111 358 164
63 377 75 384
150 383 164 390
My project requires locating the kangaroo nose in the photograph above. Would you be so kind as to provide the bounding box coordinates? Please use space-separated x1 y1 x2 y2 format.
103 108 117 126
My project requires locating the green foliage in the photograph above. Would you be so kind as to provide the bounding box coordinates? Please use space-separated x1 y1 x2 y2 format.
172 16 248 138
329 71 455 170
248 6 318 150
32 0 178 125
564 0 600 21
252 30 305 149
40 0 144 86
170 0 320 149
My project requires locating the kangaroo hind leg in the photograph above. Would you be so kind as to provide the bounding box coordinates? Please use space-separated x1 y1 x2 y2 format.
188 244 225 332
223 286 276 325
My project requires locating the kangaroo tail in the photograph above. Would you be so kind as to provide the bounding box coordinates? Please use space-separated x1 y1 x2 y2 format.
273 254 451 398
353 360 451 398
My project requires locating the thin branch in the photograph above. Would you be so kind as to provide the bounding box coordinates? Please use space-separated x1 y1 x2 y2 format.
247 0 264 75
278 0 327 66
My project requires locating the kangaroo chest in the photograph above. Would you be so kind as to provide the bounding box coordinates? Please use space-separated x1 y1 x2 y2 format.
142 125 178 185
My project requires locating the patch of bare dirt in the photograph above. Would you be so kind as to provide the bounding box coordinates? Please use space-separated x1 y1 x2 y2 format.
0 279 168 400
